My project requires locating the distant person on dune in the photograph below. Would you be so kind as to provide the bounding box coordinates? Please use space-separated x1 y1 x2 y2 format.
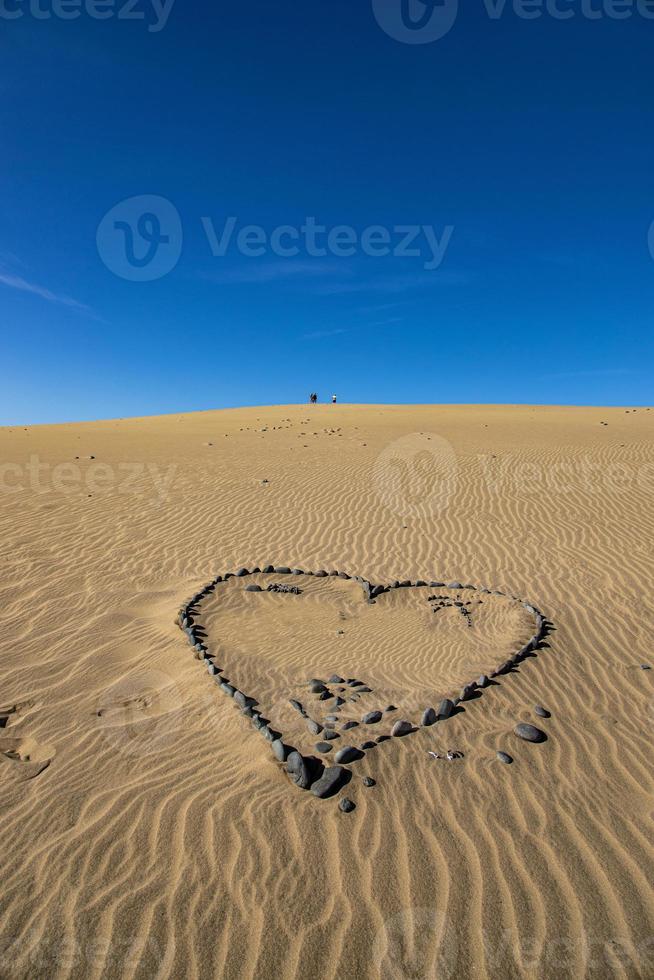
332 394 337 404
309 392 317 404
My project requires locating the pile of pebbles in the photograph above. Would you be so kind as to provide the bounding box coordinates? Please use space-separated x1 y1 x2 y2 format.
175 566 548 811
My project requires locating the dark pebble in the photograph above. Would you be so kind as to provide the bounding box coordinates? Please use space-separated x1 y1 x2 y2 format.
286 751 311 789
421 707 437 726
362 776 375 787
315 741 333 753
497 751 513 764
534 705 550 718
321 730 339 740
514 723 547 743
306 719 323 735
362 710 383 725
391 719 412 736
339 798 356 813
335 746 364 764
341 721 359 731
245 584 262 592
311 766 347 798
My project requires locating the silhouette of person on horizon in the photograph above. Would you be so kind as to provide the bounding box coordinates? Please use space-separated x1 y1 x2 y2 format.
331 394 337 404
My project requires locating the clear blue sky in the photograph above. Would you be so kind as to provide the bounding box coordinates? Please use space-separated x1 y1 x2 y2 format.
2 1 653 423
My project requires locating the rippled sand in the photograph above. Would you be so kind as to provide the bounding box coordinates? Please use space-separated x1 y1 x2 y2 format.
0 403 652 979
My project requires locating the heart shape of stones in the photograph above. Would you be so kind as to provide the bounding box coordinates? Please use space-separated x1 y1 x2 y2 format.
176 567 547 800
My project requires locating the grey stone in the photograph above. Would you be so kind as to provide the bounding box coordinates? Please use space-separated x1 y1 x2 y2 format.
309 680 328 694
362 710 383 725
362 776 376 787
534 705 550 718
460 683 476 701
262 564 274 573
335 746 364 764
275 566 291 574
447 581 463 589
289 699 304 713
321 730 339 741
291 568 304 575
260 725 275 741
318 691 331 701
514 723 547 743
339 798 356 813
421 707 437 726
314 570 328 577
220 683 235 697
384 705 397 712
315 741 333 753
310 766 347 798
391 719 412 737
497 751 513 764
341 721 359 731
360 740 376 750
328 675 345 684
271 739 290 762
286 751 311 790
245 584 262 592
357 686 372 693
477 675 490 688
437 699 455 720
235 567 249 577
233 691 248 708
306 719 323 735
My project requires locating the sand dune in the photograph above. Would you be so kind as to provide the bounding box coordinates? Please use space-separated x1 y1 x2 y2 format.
0 404 653 979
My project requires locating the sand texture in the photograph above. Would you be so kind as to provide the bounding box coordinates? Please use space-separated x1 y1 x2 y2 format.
0 403 652 979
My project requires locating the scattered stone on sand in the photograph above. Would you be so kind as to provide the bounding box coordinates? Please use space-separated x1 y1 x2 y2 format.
514 723 547 743
360 740 376 750
220 683 236 697
384 705 397 713
339 798 356 813
325 714 338 722
334 697 345 706
639 664 651 670
362 776 375 787
321 730 339 741
421 707 437 726
362 710 383 725
311 766 347 798
391 719 412 737
497 751 513 764
245 584 262 592
286 751 311 789
534 704 550 718
341 721 359 731
233 691 249 709
438 699 455 720
477 675 490 688
315 741 333 753
319 691 331 701
289 699 304 714
329 675 344 684
335 746 364 764
357 686 373 693
271 739 290 762
308 679 327 694
306 719 323 735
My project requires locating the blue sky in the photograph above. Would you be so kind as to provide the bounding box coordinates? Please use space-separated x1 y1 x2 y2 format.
1 1 653 423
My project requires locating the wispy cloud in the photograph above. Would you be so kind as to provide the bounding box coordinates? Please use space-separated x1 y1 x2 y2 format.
0 268 93 315
301 327 348 340
201 260 342 285
541 368 636 381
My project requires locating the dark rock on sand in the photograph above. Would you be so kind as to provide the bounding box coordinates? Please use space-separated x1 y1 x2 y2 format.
421 707 437 726
360 740 376 750
286 751 311 789
438 699 454 720
391 719 412 736
341 721 359 731
321 730 339 741
306 719 323 735
497 751 513 764
311 766 347 798
263 564 274 573
514 723 547 743
315 741 333 753
329 675 345 684
534 705 551 718
362 776 376 787
289 699 304 714
275 566 291 574
245 584 262 592
477 675 490 688
271 739 291 762
339 798 356 813
220 683 236 697
335 746 364 764
309 680 328 694
362 710 383 725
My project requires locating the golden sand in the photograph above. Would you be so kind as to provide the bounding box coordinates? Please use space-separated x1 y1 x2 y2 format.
0 403 652 979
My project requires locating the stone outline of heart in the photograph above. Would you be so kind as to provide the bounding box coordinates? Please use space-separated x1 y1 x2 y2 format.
176 567 547 797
